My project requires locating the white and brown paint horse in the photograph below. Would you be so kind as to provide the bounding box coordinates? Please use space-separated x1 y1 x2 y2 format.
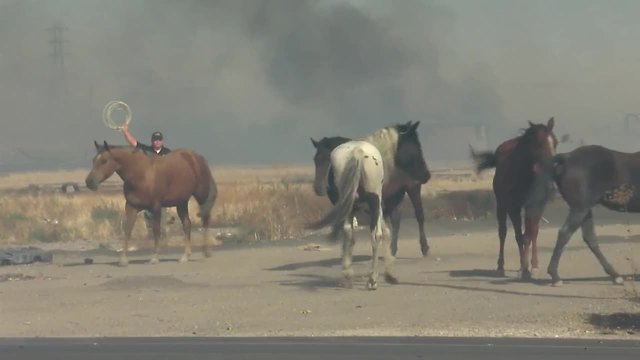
308 140 395 290
311 121 431 256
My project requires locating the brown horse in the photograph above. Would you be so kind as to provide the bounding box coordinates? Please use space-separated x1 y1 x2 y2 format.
85 141 218 266
470 118 558 279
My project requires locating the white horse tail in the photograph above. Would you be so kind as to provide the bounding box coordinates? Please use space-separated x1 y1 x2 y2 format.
308 148 363 230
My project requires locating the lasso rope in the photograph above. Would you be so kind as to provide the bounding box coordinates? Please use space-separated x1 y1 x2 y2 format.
102 100 132 130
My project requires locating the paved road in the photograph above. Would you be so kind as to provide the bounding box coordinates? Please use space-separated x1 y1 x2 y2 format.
2 337 639 360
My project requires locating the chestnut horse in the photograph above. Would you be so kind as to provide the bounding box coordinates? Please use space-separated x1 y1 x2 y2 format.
85 141 217 266
470 118 558 279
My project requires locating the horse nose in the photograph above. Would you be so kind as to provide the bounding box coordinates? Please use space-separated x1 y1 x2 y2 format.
85 178 97 191
422 170 431 184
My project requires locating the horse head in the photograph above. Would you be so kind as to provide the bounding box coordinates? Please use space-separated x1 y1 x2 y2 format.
310 136 350 196
523 117 558 171
85 140 119 190
520 118 560 209
395 121 430 184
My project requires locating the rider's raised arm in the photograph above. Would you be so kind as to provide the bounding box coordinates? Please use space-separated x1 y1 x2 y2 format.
120 123 138 147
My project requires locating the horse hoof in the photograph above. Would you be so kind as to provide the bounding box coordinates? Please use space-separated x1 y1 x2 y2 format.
384 273 399 285
552 280 563 287
149 257 159 265
203 251 212 258
420 244 429 257
496 269 506 277
530 268 540 279
613 276 624 285
391 247 398 257
179 255 189 263
367 280 377 291
118 259 128 267
520 270 532 281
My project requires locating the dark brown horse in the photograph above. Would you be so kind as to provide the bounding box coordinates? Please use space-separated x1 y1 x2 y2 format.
546 145 640 286
470 118 558 279
85 141 218 266
311 121 431 256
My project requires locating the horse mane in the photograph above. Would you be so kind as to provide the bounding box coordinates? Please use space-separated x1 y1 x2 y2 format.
108 145 137 151
319 136 351 150
516 122 554 148
95 143 136 152
506 123 556 173
94 143 145 160
361 125 400 172
362 126 399 157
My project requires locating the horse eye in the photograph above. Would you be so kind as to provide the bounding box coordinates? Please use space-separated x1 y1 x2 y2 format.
101 158 108 165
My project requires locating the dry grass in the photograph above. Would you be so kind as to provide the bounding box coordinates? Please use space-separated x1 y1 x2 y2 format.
0 166 495 245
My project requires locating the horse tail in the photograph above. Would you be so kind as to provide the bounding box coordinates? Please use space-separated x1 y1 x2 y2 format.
198 171 218 223
308 148 363 231
469 145 497 173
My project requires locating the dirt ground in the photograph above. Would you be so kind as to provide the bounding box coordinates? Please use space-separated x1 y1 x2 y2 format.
1 204 639 339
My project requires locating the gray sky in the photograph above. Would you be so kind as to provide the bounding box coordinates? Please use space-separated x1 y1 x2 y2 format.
1 0 639 171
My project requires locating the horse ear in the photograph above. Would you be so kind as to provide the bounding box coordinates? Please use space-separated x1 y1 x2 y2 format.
411 121 421 132
103 140 110 152
310 137 319 148
528 120 534 127
547 117 555 131
94 140 100 151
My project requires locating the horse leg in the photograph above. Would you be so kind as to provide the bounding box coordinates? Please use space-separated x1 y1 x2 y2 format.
531 230 540 277
176 202 192 263
523 212 542 278
365 193 382 290
496 206 508 276
149 208 162 264
329 222 344 242
508 208 528 279
407 185 429 256
341 217 355 289
368 224 381 290
143 210 154 243
120 202 138 267
581 210 623 285
389 208 401 257
382 212 398 285
200 206 212 259
547 208 589 286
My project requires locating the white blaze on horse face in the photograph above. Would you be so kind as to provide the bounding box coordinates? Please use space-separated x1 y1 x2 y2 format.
547 135 555 155
94 152 104 165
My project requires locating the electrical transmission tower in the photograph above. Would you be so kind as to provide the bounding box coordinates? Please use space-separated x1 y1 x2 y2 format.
624 113 640 134
47 24 69 115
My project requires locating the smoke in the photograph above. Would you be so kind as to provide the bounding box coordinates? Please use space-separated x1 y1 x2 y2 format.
0 0 507 170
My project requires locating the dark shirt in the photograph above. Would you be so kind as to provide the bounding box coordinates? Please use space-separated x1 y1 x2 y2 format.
136 142 171 156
